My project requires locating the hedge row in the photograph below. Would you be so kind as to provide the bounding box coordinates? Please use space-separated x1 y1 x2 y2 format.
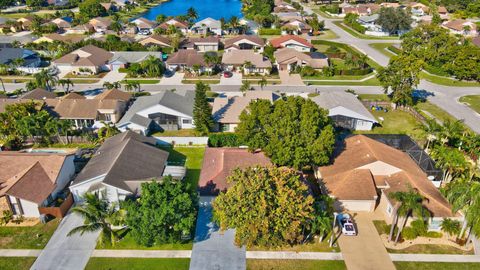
208 133 242 147
345 21 366 34
334 68 372 76
259 28 282 35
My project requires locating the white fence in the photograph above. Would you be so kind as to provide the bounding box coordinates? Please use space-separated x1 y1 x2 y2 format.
364 31 390 37
154 136 209 146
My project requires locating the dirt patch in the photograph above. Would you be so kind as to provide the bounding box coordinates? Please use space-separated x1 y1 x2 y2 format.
0 236 13 246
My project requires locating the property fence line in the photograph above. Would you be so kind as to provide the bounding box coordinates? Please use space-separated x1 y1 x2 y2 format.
154 136 209 146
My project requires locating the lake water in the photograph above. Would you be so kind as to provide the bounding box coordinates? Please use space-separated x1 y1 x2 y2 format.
142 0 243 21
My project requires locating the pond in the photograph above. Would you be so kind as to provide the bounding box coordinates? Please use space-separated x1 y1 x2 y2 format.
142 0 243 21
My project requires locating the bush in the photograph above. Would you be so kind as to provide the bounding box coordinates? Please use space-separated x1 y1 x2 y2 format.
118 68 128 73
320 4 340 14
402 227 417 240
426 231 443 238
387 45 402 55
259 28 282 35
300 66 317 77
208 133 242 147
206 91 219 98
411 220 427 237
424 64 450 77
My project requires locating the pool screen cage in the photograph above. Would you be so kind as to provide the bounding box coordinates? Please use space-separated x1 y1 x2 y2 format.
363 134 444 181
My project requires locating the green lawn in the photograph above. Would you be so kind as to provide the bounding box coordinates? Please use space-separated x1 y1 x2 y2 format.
68 79 101 84
368 43 397 58
316 29 339 40
332 21 400 40
394 262 480 270
248 239 340 252
459 95 480 114
96 229 193 250
0 219 60 249
122 79 160 84
0 257 36 270
182 79 220 85
247 260 346 270
355 109 423 140
358 94 390 102
388 244 474 255
306 77 381 86
151 129 198 137
420 72 480 87
303 73 373 81
415 101 458 123
85 258 190 270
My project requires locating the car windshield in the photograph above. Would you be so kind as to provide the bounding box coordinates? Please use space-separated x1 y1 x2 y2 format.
345 224 354 231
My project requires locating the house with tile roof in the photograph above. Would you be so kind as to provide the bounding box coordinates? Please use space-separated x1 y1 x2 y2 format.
179 37 221 52
157 18 189 34
281 19 312 35
224 35 265 52
221 50 272 75
107 51 163 71
53 45 113 74
311 91 377 131
269 35 313 52
88 17 112 33
131 17 157 34
34 33 85 44
117 90 195 135
0 149 76 218
190 18 222 36
317 135 459 230
69 131 185 204
19 88 56 100
212 91 279 132
442 19 478 37
139 35 172 48
274 48 328 72
166 49 208 72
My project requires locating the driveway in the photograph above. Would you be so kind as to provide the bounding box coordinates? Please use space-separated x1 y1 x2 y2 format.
189 196 246 270
337 212 395 270
219 72 242 85
100 70 126 84
160 72 184 85
279 70 305 86
30 212 99 270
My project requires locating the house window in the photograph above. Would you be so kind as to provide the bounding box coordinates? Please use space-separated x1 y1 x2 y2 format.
386 203 393 215
104 114 111 122
9 197 23 216
182 119 192 125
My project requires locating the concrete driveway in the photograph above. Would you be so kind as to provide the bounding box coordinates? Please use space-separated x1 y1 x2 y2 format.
220 72 242 85
279 70 305 86
160 72 184 85
30 212 99 270
337 212 395 270
100 70 126 84
189 196 246 270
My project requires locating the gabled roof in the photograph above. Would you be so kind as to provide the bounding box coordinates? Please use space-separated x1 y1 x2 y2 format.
20 88 56 100
443 19 477 31
54 45 113 67
274 48 328 69
71 131 168 193
108 51 163 64
166 49 205 67
311 91 377 123
269 35 313 48
94 89 131 102
139 35 172 47
62 92 85 99
221 50 272 68
159 18 189 29
41 33 85 43
117 90 194 128
192 17 221 29
198 148 272 195
44 98 124 119
224 35 265 48
132 17 157 29
0 48 39 65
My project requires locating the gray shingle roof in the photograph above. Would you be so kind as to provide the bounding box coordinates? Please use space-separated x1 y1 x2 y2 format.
108 51 163 64
311 91 377 123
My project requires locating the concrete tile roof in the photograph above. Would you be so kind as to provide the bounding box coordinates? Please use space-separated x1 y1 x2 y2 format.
269 35 313 48
221 50 272 68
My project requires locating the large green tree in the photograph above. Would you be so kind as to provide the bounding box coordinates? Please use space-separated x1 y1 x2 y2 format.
79 0 107 19
123 177 197 247
193 82 214 135
213 166 318 247
376 7 412 35
236 96 335 169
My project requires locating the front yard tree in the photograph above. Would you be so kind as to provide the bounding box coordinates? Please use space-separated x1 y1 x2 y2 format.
237 96 335 169
79 0 107 19
193 82 214 135
124 177 197 247
376 7 412 36
441 218 461 240
213 166 317 247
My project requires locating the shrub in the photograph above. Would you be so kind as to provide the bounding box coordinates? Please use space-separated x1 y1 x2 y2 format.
402 227 417 240
387 45 402 55
208 133 242 147
259 28 281 35
320 4 340 14
118 67 128 73
300 66 317 77
424 64 450 77
307 93 319 98
206 91 219 98
426 231 443 238
411 219 427 237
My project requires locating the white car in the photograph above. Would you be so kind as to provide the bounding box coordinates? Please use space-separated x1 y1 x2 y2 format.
337 213 357 236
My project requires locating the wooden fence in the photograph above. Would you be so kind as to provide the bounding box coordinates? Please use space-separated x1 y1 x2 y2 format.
38 193 74 218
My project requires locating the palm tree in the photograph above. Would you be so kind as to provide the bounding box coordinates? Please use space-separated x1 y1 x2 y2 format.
68 193 125 247
97 121 120 143
240 80 251 96
258 77 267 90
388 188 430 243
310 212 332 242
229 16 239 32
187 7 198 22
34 69 58 91
140 56 164 78
417 118 442 151
439 119 465 146
441 218 461 240
58 79 74 94
203 53 219 75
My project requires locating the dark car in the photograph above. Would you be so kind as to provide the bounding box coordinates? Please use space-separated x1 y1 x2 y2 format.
223 71 233 78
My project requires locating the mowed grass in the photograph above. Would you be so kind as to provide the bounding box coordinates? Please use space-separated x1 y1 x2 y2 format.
459 95 480 114
387 244 474 255
151 129 198 137
394 262 480 270
420 72 480 87
248 239 340 252
368 43 397 58
355 109 423 139
415 101 458 123
247 260 346 270
0 257 36 270
0 219 60 249
85 258 190 270
306 77 381 86
96 229 193 250
163 146 206 191
332 21 399 40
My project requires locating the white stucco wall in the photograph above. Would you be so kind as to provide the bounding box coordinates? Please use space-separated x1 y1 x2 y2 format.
334 199 376 212
70 175 106 202
19 198 40 217
136 104 194 129
52 155 76 198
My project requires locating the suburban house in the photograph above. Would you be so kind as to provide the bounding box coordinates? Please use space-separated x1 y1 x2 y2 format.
34 33 85 44
274 48 329 71
157 18 189 34
407 2 429 16
212 91 279 132
139 35 172 48
442 19 478 36
117 90 194 135
166 49 207 72
66 23 94 34
224 35 265 52
190 18 222 36
69 131 185 204
50 17 73 30
317 135 458 230
19 88 56 100
342 4 378 16
358 14 380 31
180 37 220 52
281 19 312 35
221 50 272 75
269 35 313 52
0 48 41 68
198 148 272 195
132 17 157 34
53 45 113 74
108 51 163 71
94 88 132 103
16 16 35 31
274 2 297 13
44 97 127 129
88 17 112 33
0 149 76 218
311 91 377 131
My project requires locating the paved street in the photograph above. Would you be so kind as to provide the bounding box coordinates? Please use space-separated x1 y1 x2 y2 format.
189 197 246 270
30 212 99 270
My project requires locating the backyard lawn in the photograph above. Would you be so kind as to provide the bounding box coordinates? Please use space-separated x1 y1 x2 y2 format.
395 262 480 270
246 260 346 270
161 146 206 191
459 95 480 114
151 129 198 137
0 219 60 249
355 109 423 140
85 258 190 270
0 257 36 270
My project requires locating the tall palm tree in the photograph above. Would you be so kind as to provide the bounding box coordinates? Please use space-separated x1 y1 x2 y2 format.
417 118 442 151
441 218 461 240
58 79 74 94
310 211 332 243
258 77 267 90
140 56 164 78
68 193 125 247
97 121 120 143
240 80 251 96
187 7 198 22
34 69 58 91
203 53 219 75
388 188 430 243
229 16 239 32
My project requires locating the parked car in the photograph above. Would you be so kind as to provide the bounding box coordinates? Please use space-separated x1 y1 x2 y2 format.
223 71 233 78
337 213 356 236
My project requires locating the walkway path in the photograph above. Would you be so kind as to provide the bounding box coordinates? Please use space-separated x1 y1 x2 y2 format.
30 212 99 270
189 196 246 270
337 213 396 270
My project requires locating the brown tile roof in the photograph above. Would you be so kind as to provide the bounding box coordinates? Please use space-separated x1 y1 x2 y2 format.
318 135 454 217
133 18 157 29
198 148 272 195
43 33 85 43
443 19 477 32
53 45 113 67
221 50 272 68
94 89 131 102
0 151 72 204
274 48 328 69
158 19 189 30
322 169 378 200
224 35 265 49
44 98 124 119
212 91 278 124
269 35 313 49
51 18 71 28
19 88 56 100
188 36 221 44
139 35 172 47
62 92 85 99
166 49 205 67
438 6 448 14
89 17 112 28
